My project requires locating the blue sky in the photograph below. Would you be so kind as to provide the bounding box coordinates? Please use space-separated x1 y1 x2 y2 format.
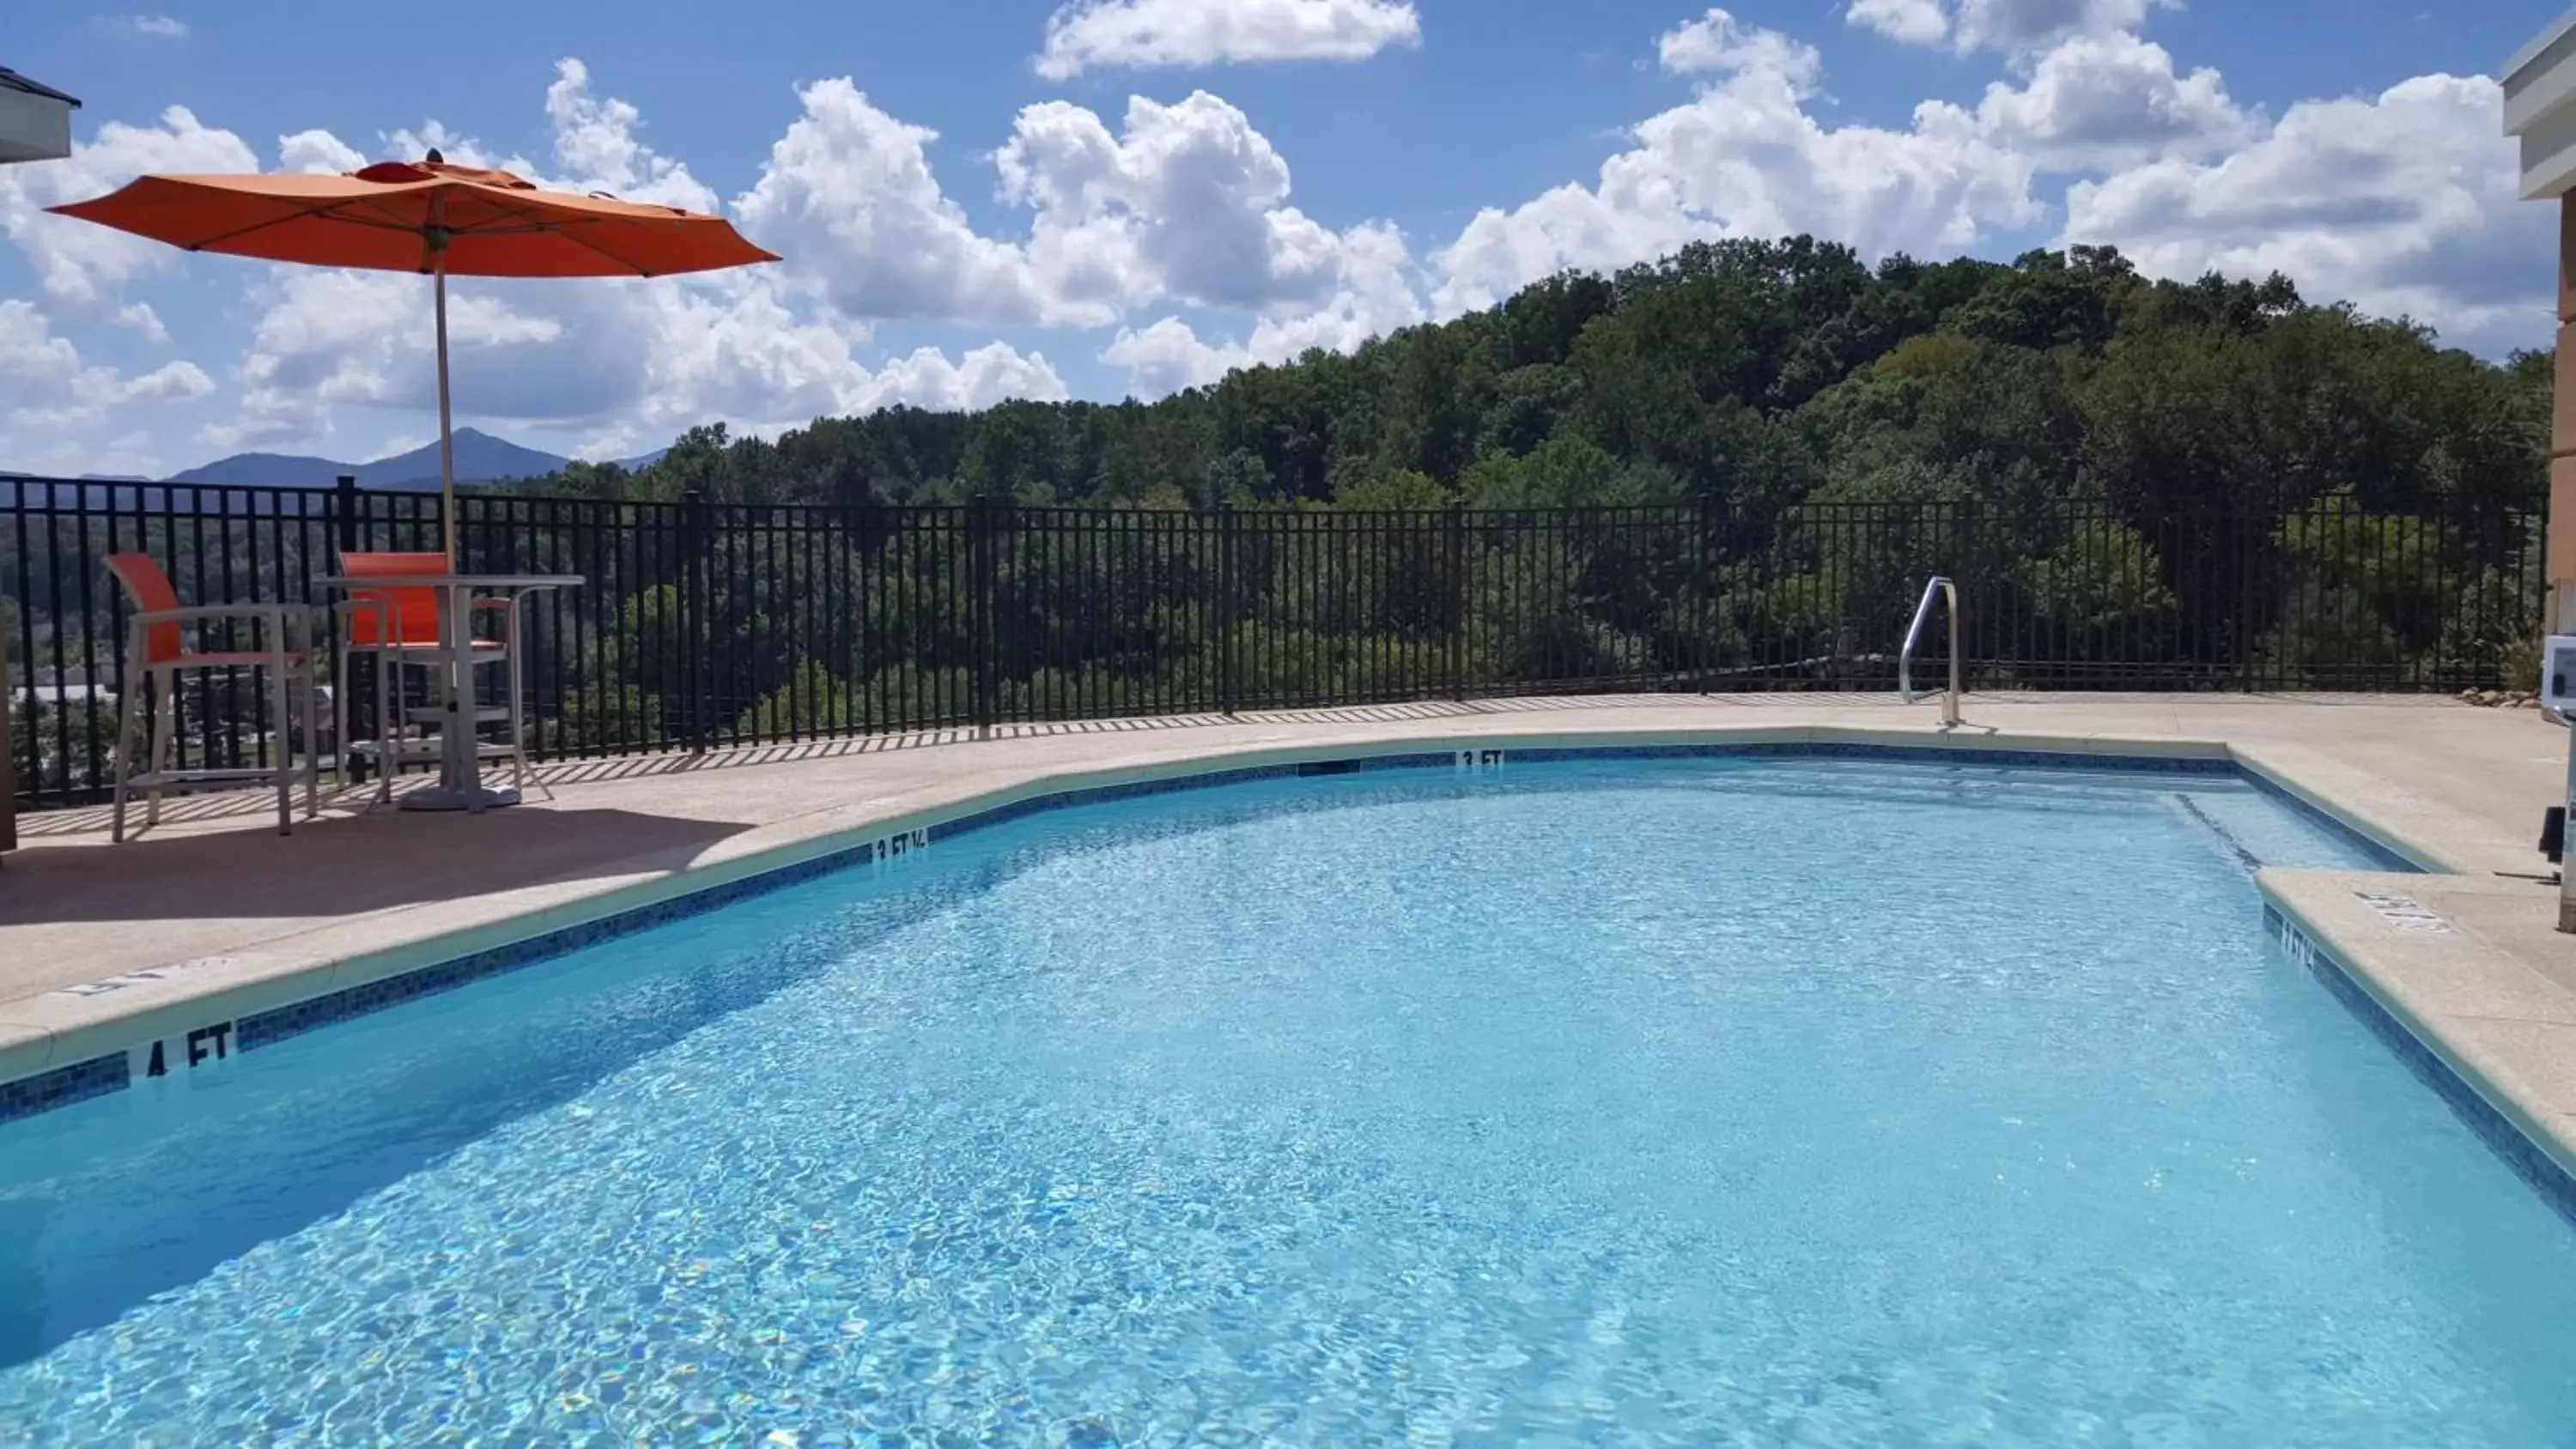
0 0 2561 477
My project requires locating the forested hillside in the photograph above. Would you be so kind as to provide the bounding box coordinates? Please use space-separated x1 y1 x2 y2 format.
533 239 2549 519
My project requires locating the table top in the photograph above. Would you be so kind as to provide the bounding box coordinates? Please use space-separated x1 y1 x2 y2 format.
315 573 585 591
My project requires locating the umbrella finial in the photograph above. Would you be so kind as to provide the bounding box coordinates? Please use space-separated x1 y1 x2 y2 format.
426 147 444 164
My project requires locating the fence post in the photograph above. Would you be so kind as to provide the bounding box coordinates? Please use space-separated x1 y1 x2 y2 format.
1953 498 1978 694
681 488 710 754
331 474 358 556
1694 498 1714 695
1 591 13 856
1448 500 1469 703
2235 508 2258 694
969 500 996 738
1215 498 1237 717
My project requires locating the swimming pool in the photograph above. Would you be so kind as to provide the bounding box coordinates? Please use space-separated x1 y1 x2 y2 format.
3 753 2573 1444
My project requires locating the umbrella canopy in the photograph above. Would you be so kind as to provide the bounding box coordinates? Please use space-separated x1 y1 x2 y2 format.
51 158 778 276
50 155 779 556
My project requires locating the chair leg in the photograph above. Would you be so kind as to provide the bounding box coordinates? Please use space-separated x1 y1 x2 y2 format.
271 648 294 835
507 613 528 791
302 668 321 819
110 640 144 845
336 640 353 791
373 652 396 807
145 666 174 830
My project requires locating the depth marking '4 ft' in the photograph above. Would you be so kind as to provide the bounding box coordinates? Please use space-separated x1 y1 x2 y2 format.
128 1021 236 1082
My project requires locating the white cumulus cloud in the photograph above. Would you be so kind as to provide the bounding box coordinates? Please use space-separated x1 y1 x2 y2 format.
735 79 1045 326
100 13 189 39
0 106 258 313
2064 73 2547 351
1918 30 2257 173
860 342 1072 415
277 128 367 174
999 90 1402 324
1660 8 1824 93
0 300 213 471
1035 0 1421 80
1845 0 1949 45
738 76 1413 349
1847 0 2156 55
113 301 169 343
1957 0 2153 53
1433 9 2038 314
1101 219 1422 395
543 58 718 211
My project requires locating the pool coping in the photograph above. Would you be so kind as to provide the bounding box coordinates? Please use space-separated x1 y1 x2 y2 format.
4 721 2564 1217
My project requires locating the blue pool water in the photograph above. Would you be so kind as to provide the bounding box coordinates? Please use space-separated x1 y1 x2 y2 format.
3 756 2575 1445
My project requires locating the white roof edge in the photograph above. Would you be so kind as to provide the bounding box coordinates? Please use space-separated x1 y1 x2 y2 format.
2511 8 2576 81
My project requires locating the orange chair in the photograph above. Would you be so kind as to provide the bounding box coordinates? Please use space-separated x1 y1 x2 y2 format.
104 553 320 841
333 552 527 803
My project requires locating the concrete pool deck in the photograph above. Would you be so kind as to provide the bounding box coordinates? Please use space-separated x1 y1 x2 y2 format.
4 691 2576 1184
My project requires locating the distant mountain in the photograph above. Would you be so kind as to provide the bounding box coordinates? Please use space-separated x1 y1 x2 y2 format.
167 450 349 488
11 428 666 494
166 427 576 491
354 430 575 491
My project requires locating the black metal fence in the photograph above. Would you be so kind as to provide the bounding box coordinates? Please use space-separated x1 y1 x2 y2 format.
3 473 2543 810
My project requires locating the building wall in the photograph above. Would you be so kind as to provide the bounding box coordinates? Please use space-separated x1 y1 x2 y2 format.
0 86 72 165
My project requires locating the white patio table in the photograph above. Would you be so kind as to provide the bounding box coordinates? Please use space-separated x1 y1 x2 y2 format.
314 572 582 813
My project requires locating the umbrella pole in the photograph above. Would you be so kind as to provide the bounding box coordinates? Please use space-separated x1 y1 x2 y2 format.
434 249 456 566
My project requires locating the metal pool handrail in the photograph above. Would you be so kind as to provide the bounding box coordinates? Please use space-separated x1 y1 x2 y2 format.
1901 576 1963 727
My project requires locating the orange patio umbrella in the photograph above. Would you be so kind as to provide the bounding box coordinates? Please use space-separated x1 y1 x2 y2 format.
51 149 779 559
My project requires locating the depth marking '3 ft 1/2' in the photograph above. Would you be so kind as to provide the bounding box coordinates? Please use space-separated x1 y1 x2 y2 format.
871 828 933 871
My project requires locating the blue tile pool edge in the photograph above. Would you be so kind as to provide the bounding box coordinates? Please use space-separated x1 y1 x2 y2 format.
0 1052 125 1124
0 739 2417 1128
2263 902 2576 1230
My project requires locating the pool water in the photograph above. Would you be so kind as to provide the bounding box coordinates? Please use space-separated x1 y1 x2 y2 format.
4 757 2574 1445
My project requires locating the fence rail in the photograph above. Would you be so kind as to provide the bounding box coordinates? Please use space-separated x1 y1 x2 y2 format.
3 474 2543 811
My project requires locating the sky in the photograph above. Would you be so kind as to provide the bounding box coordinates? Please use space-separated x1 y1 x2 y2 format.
0 0 2563 478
